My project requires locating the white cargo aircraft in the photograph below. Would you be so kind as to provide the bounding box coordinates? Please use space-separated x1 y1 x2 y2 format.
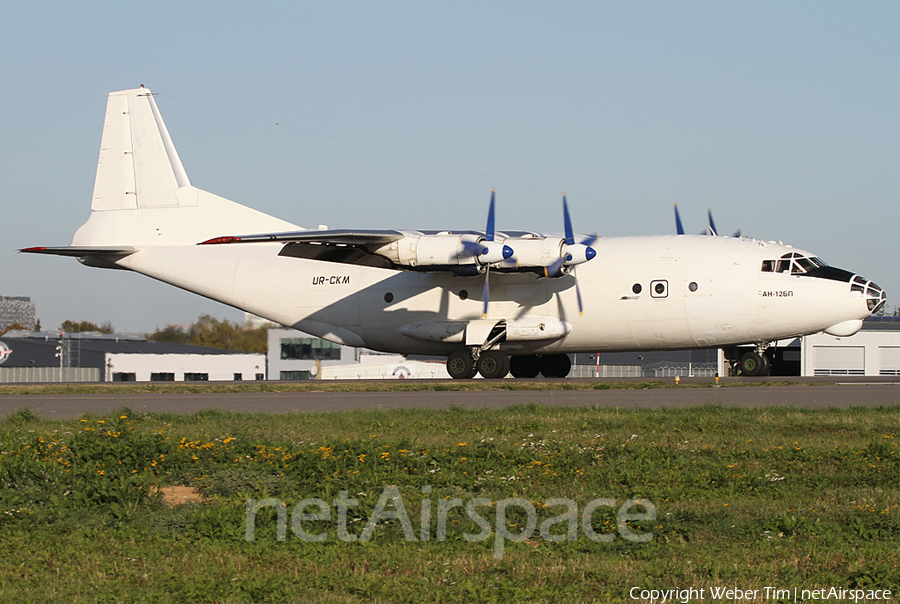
22 87 886 379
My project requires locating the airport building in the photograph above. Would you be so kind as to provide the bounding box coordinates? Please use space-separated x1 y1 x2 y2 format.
267 327 449 380
0 332 265 383
801 316 900 377
0 296 36 330
3 316 897 383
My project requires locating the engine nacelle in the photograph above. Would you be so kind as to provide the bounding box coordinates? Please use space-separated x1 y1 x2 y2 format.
372 233 512 269
502 236 566 269
562 243 596 266
479 239 514 265
501 236 596 275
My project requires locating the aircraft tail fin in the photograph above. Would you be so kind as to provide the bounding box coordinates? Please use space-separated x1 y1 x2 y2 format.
71 87 298 248
91 87 191 211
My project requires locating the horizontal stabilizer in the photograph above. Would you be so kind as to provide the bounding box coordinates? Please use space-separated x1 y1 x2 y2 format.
20 246 136 257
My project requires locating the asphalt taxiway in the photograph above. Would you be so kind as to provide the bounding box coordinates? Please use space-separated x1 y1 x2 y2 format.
2 380 900 418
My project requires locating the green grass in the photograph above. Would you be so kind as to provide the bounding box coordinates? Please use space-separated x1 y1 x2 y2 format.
0 378 815 396
1 404 898 603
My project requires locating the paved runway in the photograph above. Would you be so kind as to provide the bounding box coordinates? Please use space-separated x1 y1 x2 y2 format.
3 383 900 418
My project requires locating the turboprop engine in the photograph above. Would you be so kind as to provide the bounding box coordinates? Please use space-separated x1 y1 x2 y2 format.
371 233 513 273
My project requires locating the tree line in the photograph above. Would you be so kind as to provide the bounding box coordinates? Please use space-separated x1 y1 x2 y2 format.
145 315 268 353
0 316 269 354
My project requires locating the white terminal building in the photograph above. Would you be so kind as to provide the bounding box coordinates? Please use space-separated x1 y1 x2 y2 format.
267 327 449 380
0 331 265 383
801 316 900 377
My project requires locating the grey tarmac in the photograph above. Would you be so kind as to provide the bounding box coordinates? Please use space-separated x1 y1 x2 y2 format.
3 381 900 418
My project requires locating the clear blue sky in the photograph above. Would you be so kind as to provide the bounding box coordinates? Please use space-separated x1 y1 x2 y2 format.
2 2 897 333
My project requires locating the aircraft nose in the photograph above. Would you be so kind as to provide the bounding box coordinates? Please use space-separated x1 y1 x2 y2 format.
852 275 886 314
868 282 887 314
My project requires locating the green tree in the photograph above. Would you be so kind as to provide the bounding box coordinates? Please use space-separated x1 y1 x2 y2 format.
60 320 114 333
146 315 268 353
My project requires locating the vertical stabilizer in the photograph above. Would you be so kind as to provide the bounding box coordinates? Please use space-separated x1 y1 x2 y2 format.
72 87 300 247
92 87 191 211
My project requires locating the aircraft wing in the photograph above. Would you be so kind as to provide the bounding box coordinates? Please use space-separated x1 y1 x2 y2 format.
199 229 411 270
198 229 407 247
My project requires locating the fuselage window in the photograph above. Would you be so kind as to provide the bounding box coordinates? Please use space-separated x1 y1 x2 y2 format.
688 282 698 292
632 283 642 294
761 260 775 272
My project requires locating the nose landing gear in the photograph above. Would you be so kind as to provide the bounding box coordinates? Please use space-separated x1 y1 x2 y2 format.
736 343 772 377
738 351 770 376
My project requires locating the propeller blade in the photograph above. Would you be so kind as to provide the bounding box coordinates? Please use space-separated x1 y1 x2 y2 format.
707 208 718 236
460 240 485 256
674 202 685 235
733 228 742 238
482 265 490 318
544 256 567 279
580 233 600 246
486 189 496 241
574 267 584 315
562 194 575 245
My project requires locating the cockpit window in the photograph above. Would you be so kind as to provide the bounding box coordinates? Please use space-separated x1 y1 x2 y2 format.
772 252 826 275
795 257 816 272
761 260 775 272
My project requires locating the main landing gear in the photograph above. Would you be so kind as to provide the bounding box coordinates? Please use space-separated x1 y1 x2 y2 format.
446 351 571 379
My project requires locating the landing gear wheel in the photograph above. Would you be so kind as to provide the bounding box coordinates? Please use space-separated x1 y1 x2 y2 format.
510 355 540 378
447 351 476 379
739 352 765 377
539 354 572 378
477 351 510 379
760 353 771 376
